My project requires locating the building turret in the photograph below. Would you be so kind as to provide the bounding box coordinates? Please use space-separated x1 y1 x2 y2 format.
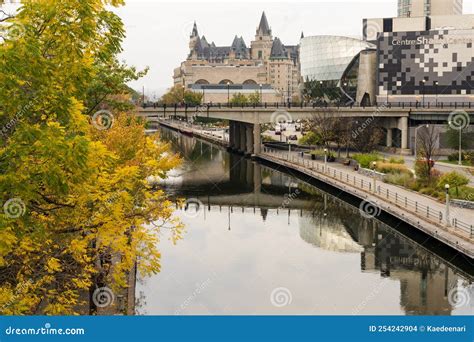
256 11 272 37
189 21 200 51
251 11 274 60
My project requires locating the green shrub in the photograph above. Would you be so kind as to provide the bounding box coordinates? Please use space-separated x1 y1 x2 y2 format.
299 131 321 146
388 156 405 164
384 173 415 188
436 171 470 196
352 153 381 168
310 150 324 156
447 152 466 162
375 162 411 175
457 186 474 201
262 135 278 142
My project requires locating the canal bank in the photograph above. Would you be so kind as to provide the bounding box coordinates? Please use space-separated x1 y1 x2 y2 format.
139 125 473 315
154 120 474 259
157 119 228 148
257 151 474 260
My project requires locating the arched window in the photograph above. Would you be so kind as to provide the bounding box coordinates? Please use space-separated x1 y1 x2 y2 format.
195 79 210 85
219 79 233 85
243 79 257 85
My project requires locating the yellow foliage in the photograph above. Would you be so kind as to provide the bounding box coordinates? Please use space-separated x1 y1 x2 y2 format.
0 0 182 315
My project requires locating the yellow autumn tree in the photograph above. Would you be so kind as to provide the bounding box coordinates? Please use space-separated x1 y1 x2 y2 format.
0 0 182 315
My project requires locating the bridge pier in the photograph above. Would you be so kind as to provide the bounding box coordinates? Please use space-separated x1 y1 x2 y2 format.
398 117 410 155
239 122 246 154
228 121 261 156
228 121 235 151
253 123 261 155
245 123 254 156
386 128 393 148
233 121 241 152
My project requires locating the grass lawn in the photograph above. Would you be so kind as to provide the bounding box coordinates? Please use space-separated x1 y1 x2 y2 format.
438 159 473 167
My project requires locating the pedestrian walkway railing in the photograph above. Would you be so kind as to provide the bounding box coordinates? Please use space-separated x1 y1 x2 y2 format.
143 101 474 110
263 147 473 240
158 119 229 142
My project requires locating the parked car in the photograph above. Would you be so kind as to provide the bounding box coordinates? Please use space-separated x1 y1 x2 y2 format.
289 134 298 141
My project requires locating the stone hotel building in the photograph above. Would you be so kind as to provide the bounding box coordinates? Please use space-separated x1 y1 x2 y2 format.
173 12 301 103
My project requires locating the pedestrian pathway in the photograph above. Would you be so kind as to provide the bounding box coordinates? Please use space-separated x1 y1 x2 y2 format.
261 147 474 257
380 151 474 186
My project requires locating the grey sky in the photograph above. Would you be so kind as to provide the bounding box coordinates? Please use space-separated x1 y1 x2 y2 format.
114 0 474 99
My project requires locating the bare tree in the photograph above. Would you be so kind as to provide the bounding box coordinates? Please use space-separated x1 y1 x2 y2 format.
416 125 439 183
349 117 384 153
305 112 338 150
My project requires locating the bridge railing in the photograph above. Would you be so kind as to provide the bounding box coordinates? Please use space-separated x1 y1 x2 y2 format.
263 147 473 240
141 101 474 111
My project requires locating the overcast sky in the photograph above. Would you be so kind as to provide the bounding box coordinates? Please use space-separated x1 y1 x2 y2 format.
114 0 474 99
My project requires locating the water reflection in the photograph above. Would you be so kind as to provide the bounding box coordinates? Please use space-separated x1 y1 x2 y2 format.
136 127 473 315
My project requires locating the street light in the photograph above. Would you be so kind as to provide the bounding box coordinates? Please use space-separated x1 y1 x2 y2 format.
324 148 328 172
319 81 324 104
445 184 451 227
259 84 263 105
449 120 463 166
371 161 377 193
414 124 429 158
434 81 439 107
421 79 426 107
227 82 230 106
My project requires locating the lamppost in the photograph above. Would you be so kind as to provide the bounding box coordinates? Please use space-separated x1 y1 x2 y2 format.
324 148 328 172
227 82 230 106
434 81 439 107
319 80 324 104
414 124 429 157
371 161 377 193
448 119 463 165
422 79 426 107
259 84 263 105
202 86 205 104
288 141 291 161
445 184 450 227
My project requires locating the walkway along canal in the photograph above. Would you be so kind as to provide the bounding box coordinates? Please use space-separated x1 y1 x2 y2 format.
155 118 474 259
135 124 474 315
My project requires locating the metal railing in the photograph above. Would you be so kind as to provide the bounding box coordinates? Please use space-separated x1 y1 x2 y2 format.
263 147 473 240
158 119 229 143
141 101 474 110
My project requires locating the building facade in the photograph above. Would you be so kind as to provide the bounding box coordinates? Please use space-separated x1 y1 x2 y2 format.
377 28 474 104
300 35 377 104
363 7 474 104
398 0 463 18
173 12 301 103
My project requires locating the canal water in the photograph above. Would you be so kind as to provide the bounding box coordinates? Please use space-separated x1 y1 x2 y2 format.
136 126 473 315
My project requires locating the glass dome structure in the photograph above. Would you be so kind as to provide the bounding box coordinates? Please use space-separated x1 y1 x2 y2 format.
300 35 375 82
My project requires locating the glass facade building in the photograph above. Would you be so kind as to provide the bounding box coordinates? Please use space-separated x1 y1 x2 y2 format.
300 36 375 82
300 36 375 102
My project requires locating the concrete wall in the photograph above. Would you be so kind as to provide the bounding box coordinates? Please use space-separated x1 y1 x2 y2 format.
356 50 377 105
431 14 474 29
392 17 426 32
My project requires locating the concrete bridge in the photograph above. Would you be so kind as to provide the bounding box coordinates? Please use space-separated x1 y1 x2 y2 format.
139 105 474 156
